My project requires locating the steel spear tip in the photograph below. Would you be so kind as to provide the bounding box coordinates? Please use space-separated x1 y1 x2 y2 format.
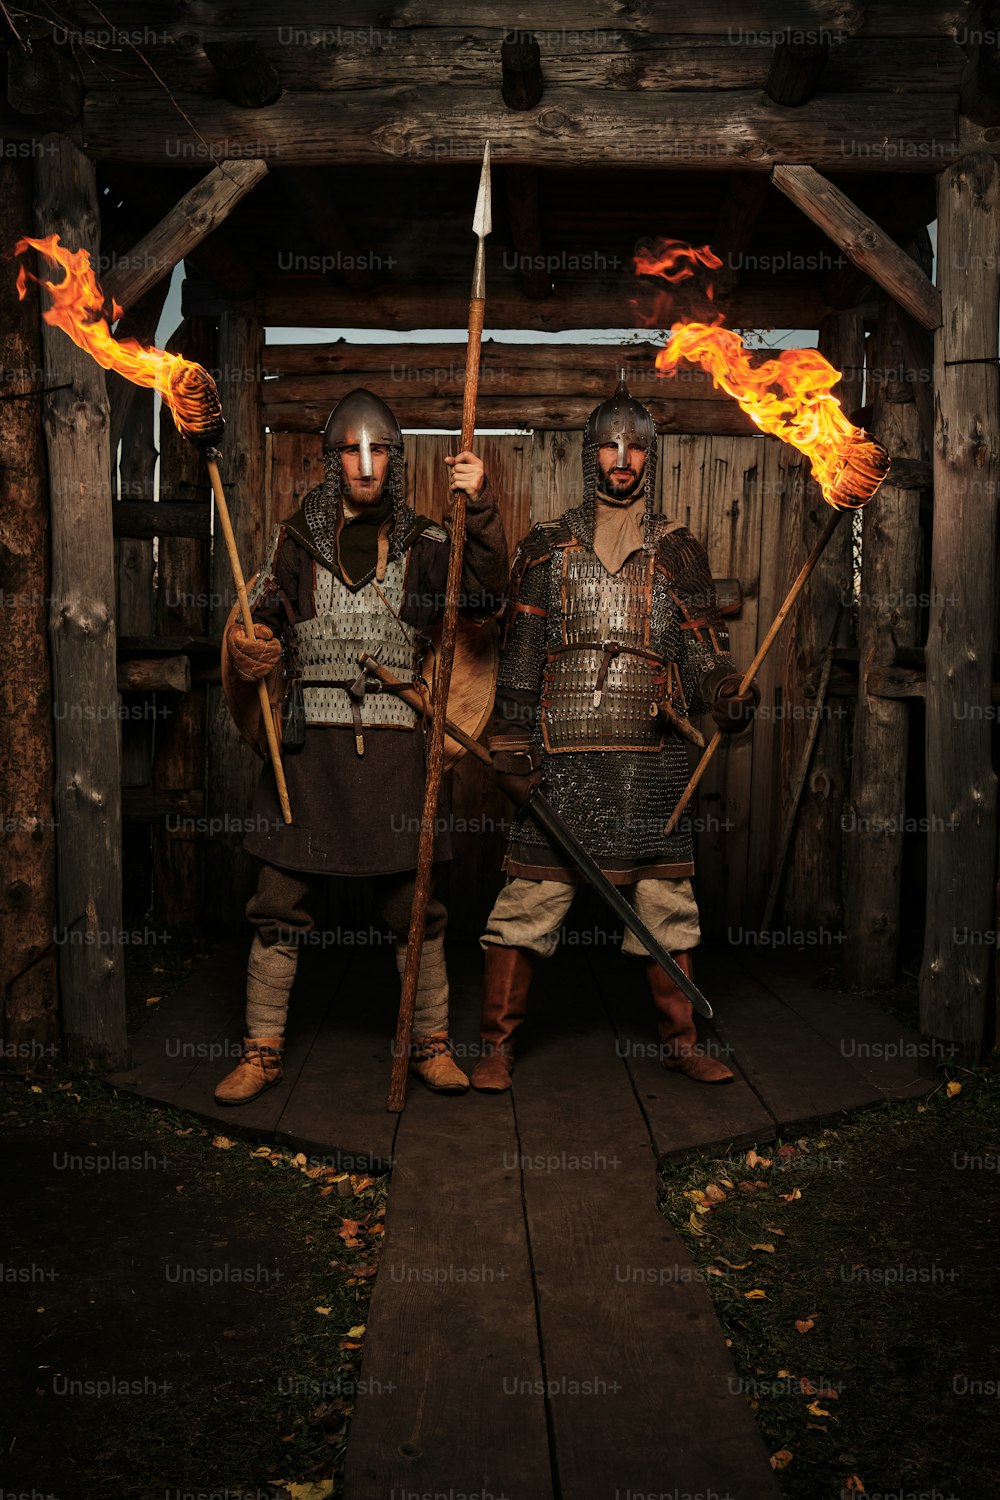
473 140 492 239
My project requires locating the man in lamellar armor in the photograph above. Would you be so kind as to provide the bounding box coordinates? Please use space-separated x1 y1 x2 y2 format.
214 388 508 1106
471 378 758 1092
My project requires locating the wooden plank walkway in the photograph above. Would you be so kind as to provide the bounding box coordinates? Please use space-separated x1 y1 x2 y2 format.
109 938 934 1499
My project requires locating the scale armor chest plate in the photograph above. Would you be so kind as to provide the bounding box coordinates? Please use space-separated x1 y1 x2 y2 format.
292 556 418 729
541 544 680 753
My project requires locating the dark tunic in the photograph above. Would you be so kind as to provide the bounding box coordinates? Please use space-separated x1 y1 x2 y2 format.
239 482 507 876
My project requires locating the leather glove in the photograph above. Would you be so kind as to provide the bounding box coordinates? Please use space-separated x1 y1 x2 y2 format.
488 732 542 810
703 665 760 734
228 620 282 682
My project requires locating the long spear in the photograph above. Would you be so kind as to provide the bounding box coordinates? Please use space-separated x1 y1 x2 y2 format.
386 142 492 1113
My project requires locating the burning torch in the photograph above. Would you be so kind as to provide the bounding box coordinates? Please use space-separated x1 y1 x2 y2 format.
15 233 292 824
633 240 890 837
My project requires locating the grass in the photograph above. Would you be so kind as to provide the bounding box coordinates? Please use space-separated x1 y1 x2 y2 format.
0 930 389 1500
659 1058 1000 1500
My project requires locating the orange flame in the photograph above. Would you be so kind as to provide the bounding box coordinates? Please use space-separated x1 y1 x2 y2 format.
634 239 888 510
15 233 222 442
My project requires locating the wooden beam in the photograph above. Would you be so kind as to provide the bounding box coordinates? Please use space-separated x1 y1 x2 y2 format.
0 154 60 1061
278 167 375 293
203 37 281 107
205 301 265 922
101 159 268 312
708 173 772 295
921 154 1000 1061
501 30 544 110
263 392 761 435
185 275 827 330
81 88 956 170
33 135 127 1068
6 33 83 123
118 656 191 693
504 167 551 300
771 164 941 331
113 501 212 541
763 40 830 105
960 1 1000 126
843 280 927 990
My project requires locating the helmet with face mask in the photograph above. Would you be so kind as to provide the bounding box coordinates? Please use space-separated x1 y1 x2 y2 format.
323 387 403 477
567 376 658 547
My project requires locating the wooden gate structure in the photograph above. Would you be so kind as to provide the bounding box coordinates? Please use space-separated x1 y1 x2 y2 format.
0 3 997 1071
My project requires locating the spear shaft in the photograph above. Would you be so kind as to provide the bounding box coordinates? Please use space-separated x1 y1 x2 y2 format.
387 144 491 1113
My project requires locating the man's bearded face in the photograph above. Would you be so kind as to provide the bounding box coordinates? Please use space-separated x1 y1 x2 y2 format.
338 443 390 507
597 442 648 499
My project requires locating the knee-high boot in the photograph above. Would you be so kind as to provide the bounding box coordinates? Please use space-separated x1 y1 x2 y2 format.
646 951 734 1084
470 945 535 1093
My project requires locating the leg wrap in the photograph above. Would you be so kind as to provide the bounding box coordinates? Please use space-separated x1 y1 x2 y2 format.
396 932 450 1037
245 933 298 1039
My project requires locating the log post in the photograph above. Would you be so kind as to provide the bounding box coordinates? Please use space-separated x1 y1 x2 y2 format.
205 301 266 925
763 41 830 106
782 309 865 937
920 154 1000 1060
32 135 127 1067
843 264 929 987
151 318 214 931
0 155 60 1064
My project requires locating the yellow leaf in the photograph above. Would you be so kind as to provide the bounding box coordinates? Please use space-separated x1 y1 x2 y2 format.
782 1188 802 1201
946 1080 962 1098
806 1400 831 1417
688 1211 707 1236
751 1243 776 1253
145 995 162 1006
291 1152 307 1167
346 1324 366 1338
765 1226 786 1236
250 1146 272 1158
746 1149 772 1168
717 1257 752 1270
285 1484 335 1500
916 1103 928 1112
769 1449 793 1470
30 1085 42 1094
211 1135 235 1150
776 1368 793 1378
684 1189 707 1204
706 1266 724 1277
314 1306 332 1316
744 1289 767 1299
719 1178 734 1189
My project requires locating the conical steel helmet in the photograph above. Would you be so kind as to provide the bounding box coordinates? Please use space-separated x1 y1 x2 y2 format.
583 377 656 469
323 388 403 478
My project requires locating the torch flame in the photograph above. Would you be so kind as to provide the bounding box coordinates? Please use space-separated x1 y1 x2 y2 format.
633 239 889 511
15 232 222 444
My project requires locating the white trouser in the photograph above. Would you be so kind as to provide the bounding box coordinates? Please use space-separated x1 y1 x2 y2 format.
481 876 701 959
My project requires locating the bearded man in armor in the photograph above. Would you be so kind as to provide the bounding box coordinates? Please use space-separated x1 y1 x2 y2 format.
472 379 758 1093
214 388 508 1106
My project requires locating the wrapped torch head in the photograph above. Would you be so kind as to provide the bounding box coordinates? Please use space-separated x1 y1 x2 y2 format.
826 430 891 512
168 363 225 455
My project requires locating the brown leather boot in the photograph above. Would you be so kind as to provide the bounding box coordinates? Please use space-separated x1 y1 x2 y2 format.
470 945 535 1093
214 1037 284 1106
409 1033 469 1094
647 953 734 1084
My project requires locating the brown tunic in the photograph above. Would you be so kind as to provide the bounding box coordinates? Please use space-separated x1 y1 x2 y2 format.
237 482 508 876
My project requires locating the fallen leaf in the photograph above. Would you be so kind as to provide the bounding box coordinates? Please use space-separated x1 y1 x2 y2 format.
350 1174 375 1193
338 1219 362 1243
319 1185 334 1196
795 1318 815 1335
782 1188 802 1201
769 1449 793 1470
314 1306 332 1316
211 1135 235 1150
916 1103 928 1113
687 1211 707 1236
776 1144 797 1160
842 1477 865 1495
704 1182 727 1203
284 1483 335 1500
776 1368 793 1379
705 1266 724 1277
746 1149 772 1168
30 1085 42 1094
174 1128 194 1137
765 1226 786 1236
145 995 162 1006
807 1400 831 1417
368 1222 385 1236
946 1080 962 1098
250 1146 272 1158
346 1324 366 1338
716 1257 752 1270
744 1289 767 1299
719 1177 734 1189
751 1243 776 1254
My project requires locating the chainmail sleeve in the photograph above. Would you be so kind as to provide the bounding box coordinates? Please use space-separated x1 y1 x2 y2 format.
492 526 551 737
655 525 736 719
